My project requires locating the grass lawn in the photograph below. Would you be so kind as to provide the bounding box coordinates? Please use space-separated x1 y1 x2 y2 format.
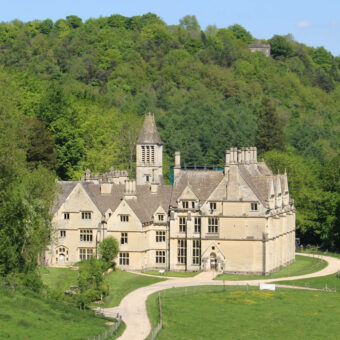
297 249 340 259
102 270 165 308
147 286 340 339
276 273 340 292
39 266 78 292
0 287 122 340
143 270 200 278
40 267 165 308
215 254 327 281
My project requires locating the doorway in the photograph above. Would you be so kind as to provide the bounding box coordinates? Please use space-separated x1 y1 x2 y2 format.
210 252 217 270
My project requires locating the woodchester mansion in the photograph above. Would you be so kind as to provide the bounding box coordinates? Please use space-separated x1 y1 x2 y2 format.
46 113 296 275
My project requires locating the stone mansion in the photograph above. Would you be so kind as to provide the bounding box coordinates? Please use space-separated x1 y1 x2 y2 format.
46 113 296 274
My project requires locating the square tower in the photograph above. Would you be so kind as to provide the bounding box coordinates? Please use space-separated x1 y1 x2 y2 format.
136 113 163 185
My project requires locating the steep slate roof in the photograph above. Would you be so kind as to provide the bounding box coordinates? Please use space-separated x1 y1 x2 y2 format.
127 185 172 223
82 182 172 223
82 182 125 214
53 162 285 220
171 170 224 205
136 113 162 144
52 181 78 214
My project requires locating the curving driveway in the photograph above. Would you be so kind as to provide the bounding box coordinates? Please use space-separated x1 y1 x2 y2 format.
103 254 340 340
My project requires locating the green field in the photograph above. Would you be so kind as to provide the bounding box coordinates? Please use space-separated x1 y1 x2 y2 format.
276 273 340 292
0 288 121 340
147 286 340 339
143 270 200 278
215 255 327 281
40 266 78 291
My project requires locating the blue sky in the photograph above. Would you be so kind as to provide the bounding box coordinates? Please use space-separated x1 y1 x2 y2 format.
2 0 340 56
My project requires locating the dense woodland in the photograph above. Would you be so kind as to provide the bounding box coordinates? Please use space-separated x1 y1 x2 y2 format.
0 13 339 279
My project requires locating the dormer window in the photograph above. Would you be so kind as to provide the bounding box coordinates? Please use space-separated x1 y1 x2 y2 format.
251 203 258 211
158 214 164 221
192 201 195 209
182 201 189 209
210 202 217 211
64 213 70 220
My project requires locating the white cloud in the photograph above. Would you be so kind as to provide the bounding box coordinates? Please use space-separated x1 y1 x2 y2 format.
296 20 311 28
331 21 340 27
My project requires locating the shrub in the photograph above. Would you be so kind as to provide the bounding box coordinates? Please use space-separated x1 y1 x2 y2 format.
98 237 119 265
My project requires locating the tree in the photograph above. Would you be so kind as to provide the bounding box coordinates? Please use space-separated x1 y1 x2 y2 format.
66 15 82 29
269 35 293 58
256 98 285 153
312 47 333 72
179 15 201 32
229 24 253 44
25 117 57 170
98 237 119 265
77 257 109 307
0 101 56 276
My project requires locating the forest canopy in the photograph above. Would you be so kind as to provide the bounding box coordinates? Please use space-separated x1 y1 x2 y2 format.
0 13 339 252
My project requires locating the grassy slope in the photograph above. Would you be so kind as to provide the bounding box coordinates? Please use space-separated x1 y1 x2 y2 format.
40 267 165 308
40 266 78 291
147 287 340 340
102 270 165 308
275 273 340 291
215 255 327 281
143 270 199 278
0 288 119 340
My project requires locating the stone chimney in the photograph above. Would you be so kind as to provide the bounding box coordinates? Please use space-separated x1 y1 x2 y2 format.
174 151 181 178
100 182 112 194
124 180 136 199
151 169 159 193
245 147 250 164
249 147 253 163
268 178 275 210
224 150 231 175
275 176 282 209
283 170 290 206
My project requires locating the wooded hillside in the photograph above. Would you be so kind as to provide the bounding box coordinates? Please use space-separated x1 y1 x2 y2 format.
0 13 339 250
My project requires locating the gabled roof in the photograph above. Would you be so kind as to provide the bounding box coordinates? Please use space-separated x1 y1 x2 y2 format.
82 182 172 224
52 181 78 214
129 185 172 222
82 182 125 214
171 170 224 205
136 113 162 144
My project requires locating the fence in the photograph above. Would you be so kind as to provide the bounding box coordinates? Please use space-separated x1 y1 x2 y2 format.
86 313 122 340
147 292 163 340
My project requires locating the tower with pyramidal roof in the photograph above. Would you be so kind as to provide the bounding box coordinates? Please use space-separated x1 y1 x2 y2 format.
136 113 163 185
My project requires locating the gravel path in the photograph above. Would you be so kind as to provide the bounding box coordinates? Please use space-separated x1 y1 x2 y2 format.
103 253 340 340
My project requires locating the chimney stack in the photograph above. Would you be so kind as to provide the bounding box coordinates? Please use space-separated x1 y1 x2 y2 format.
254 147 257 163
100 182 112 194
124 180 136 199
224 150 230 175
151 169 159 193
174 151 181 178
245 147 250 164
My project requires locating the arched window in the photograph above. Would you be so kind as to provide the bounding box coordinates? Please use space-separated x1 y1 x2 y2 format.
57 246 69 262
